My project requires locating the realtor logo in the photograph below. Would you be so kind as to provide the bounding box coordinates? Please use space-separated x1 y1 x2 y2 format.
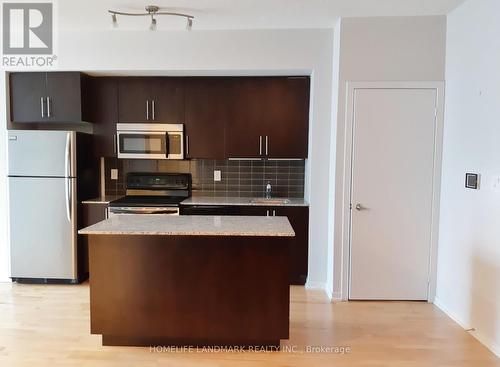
3 3 53 55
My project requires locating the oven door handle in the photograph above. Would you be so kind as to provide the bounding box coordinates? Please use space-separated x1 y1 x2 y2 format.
111 207 179 215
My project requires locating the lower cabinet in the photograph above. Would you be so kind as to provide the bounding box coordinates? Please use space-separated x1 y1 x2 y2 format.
239 206 309 285
82 202 109 227
80 202 109 278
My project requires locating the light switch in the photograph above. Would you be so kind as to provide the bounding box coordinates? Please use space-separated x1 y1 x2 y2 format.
111 169 118 180
214 170 222 182
465 173 479 190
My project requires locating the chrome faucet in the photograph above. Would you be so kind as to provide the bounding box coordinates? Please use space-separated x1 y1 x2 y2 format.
265 181 272 199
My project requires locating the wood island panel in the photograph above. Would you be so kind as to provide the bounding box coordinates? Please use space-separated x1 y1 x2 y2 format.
88 234 290 347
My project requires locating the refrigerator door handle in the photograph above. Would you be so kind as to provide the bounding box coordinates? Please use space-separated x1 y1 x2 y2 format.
65 133 71 177
65 177 71 222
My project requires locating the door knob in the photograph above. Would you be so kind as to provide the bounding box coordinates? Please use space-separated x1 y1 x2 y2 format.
355 203 367 211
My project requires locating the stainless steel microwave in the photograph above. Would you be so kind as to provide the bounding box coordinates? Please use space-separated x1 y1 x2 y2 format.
116 123 184 160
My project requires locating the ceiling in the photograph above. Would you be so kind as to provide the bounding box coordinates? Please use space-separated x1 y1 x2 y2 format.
59 0 467 30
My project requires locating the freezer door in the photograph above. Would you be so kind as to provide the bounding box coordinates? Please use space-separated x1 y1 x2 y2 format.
9 177 77 280
8 130 75 177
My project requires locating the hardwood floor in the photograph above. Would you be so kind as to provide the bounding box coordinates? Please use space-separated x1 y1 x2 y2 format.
0 283 498 366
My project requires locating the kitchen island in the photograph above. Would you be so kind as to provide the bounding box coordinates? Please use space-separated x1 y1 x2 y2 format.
79 215 295 347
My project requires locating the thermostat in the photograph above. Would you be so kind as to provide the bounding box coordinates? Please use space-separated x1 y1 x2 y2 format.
465 173 479 190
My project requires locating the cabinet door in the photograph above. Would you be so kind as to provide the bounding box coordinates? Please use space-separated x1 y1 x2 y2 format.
86 77 118 157
264 77 310 159
10 72 47 123
225 78 268 158
238 206 269 216
118 77 151 123
45 72 82 123
272 206 309 285
149 78 185 123
185 78 227 159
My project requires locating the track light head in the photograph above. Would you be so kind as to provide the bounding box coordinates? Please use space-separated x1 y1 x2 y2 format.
186 17 193 31
111 13 118 28
150 16 157 31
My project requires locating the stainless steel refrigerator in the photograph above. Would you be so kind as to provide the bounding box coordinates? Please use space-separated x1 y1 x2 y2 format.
8 130 97 283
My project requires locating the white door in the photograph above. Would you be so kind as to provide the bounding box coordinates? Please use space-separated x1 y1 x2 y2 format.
349 88 437 300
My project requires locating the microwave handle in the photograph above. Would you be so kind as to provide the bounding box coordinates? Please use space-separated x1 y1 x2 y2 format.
165 132 170 158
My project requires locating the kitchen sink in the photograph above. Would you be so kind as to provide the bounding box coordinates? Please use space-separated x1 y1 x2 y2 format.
250 198 291 205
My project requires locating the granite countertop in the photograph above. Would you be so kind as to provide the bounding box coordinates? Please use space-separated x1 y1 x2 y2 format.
181 196 308 207
81 195 123 204
78 214 295 237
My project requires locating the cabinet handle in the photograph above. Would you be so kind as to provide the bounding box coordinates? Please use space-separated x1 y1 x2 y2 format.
152 100 155 120
265 136 269 156
186 135 189 156
40 97 45 118
259 136 263 155
146 100 150 120
113 134 117 154
46 97 51 117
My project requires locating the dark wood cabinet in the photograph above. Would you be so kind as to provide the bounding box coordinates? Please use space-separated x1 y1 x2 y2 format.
117 77 150 123
184 78 227 159
239 205 309 285
82 203 108 227
225 78 269 158
225 77 310 159
118 77 184 123
9 74 309 160
273 206 309 285
79 202 109 280
85 77 119 157
264 77 310 159
10 72 89 123
149 78 185 123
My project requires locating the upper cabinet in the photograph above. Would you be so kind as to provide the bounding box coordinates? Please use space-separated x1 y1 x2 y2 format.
263 77 310 159
9 72 89 123
184 78 228 159
84 77 119 157
225 78 269 158
8 74 310 159
225 77 310 159
117 77 184 123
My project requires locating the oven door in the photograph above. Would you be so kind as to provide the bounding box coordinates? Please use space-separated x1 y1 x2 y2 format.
108 207 180 217
117 131 184 159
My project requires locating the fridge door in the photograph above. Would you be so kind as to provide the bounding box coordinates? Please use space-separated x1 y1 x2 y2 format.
8 130 76 177
9 176 77 280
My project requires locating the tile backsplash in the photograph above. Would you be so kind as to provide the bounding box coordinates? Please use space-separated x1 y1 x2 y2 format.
104 158 305 198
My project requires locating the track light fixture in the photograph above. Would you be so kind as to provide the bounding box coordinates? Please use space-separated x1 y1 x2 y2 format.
109 5 194 31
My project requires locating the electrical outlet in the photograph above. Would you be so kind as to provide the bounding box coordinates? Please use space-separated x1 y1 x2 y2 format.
111 169 118 180
214 170 221 182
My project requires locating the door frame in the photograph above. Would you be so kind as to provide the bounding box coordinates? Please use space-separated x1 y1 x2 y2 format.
339 81 445 302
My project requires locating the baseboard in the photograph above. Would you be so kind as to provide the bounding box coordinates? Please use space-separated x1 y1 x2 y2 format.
331 291 343 301
305 280 326 290
434 297 500 357
305 281 329 298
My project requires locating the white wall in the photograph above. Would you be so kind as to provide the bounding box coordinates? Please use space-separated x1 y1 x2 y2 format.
330 16 447 298
0 25 334 285
435 0 500 356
